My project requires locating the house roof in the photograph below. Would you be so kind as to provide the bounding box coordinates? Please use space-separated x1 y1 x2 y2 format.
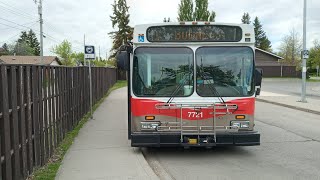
0 56 61 65
255 48 284 60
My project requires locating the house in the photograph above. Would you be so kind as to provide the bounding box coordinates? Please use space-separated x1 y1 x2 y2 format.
255 48 297 77
0 56 61 66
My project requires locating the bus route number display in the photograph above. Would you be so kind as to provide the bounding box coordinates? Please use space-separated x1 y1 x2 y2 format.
146 25 242 42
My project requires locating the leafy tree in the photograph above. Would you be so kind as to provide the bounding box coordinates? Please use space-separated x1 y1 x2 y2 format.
241 12 251 24
71 52 84 65
109 0 133 58
309 40 320 69
178 0 194 21
51 40 75 66
93 60 107 67
106 57 117 67
17 30 40 56
278 28 302 66
193 0 215 21
253 17 271 51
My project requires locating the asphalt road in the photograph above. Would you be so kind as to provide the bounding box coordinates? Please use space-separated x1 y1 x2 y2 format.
144 101 320 180
262 78 320 99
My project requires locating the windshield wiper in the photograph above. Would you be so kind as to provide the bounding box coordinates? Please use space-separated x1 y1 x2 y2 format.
166 74 189 104
167 58 193 104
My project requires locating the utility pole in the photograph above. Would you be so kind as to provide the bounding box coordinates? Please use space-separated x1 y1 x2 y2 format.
301 0 307 103
99 46 101 61
35 0 44 64
84 34 86 66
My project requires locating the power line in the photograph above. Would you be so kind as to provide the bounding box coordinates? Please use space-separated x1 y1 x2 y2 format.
0 32 21 44
0 6 35 20
44 35 83 52
0 1 35 19
0 17 39 31
0 21 39 44
0 21 31 31
44 21 84 47
0 20 38 30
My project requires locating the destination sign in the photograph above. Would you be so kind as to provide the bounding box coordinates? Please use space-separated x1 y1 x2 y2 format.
146 25 242 42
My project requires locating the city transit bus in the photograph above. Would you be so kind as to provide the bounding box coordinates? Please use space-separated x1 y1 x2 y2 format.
117 22 262 147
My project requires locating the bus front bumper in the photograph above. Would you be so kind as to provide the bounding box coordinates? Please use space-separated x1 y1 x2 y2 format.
131 132 260 147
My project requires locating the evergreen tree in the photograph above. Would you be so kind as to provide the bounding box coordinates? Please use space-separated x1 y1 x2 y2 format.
27 30 40 55
177 0 215 22
2 43 8 51
0 43 9 55
253 17 271 51
109 0 133 58
18 31 28 44
241 12 251 24
193 0 215 21
178 0 194 21
17 30 40 56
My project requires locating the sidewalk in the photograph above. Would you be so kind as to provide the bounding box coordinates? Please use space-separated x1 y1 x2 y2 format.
56 87 158 180
258 91 320 115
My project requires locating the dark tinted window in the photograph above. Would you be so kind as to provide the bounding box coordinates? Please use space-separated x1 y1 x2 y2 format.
196 47 254 97
133 47 194 97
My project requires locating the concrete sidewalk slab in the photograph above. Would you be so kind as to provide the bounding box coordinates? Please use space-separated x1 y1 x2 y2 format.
56 87 158 180
258 91 320 115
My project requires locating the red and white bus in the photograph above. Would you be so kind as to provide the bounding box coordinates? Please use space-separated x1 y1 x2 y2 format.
117 22 262 147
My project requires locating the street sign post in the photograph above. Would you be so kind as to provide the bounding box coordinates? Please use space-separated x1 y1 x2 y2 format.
85 45 95 119
317 65 319 77
300 0 307 103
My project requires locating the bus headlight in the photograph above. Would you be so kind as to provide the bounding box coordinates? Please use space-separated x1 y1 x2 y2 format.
231 121 250 129
141 122 160 131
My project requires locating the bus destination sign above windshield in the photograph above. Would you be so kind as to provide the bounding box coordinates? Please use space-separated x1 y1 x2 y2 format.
146 25 242 42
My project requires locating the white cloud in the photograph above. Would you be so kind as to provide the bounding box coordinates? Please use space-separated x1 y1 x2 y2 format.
0 0 319 57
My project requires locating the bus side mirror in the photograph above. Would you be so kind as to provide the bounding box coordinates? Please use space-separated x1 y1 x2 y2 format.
255 68 263 96
116 50 129 71
255 68 262 87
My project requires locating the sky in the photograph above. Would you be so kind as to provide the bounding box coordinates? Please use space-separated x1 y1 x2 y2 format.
0 0 319 58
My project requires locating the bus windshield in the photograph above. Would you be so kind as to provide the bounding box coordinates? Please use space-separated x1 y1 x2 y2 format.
196 47 254 97
133 47 194 97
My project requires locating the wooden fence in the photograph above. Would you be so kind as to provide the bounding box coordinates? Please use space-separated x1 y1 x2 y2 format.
0 65 117 180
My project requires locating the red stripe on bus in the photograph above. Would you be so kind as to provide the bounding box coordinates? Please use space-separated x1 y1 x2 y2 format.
131 97 255 120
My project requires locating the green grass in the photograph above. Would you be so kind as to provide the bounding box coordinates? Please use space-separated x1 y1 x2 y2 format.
264 77 297 78
264 77 320 82
29 80 127 180
307 79 320 82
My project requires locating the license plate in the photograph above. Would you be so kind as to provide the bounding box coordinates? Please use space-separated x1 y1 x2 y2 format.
188 138 198 145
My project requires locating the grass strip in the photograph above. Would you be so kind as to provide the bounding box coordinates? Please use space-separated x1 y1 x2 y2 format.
29 80 127 180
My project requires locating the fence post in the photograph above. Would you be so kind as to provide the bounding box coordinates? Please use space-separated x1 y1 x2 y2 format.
32 66 40 167
18 66 28 178
1 66 13 180
10 66 22 180
26 66 33 174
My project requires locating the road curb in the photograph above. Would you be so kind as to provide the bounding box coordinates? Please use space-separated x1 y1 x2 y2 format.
257 98 320 116
141 148 175 180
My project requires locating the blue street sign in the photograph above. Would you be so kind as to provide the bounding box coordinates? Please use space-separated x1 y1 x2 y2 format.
85 45 95 59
